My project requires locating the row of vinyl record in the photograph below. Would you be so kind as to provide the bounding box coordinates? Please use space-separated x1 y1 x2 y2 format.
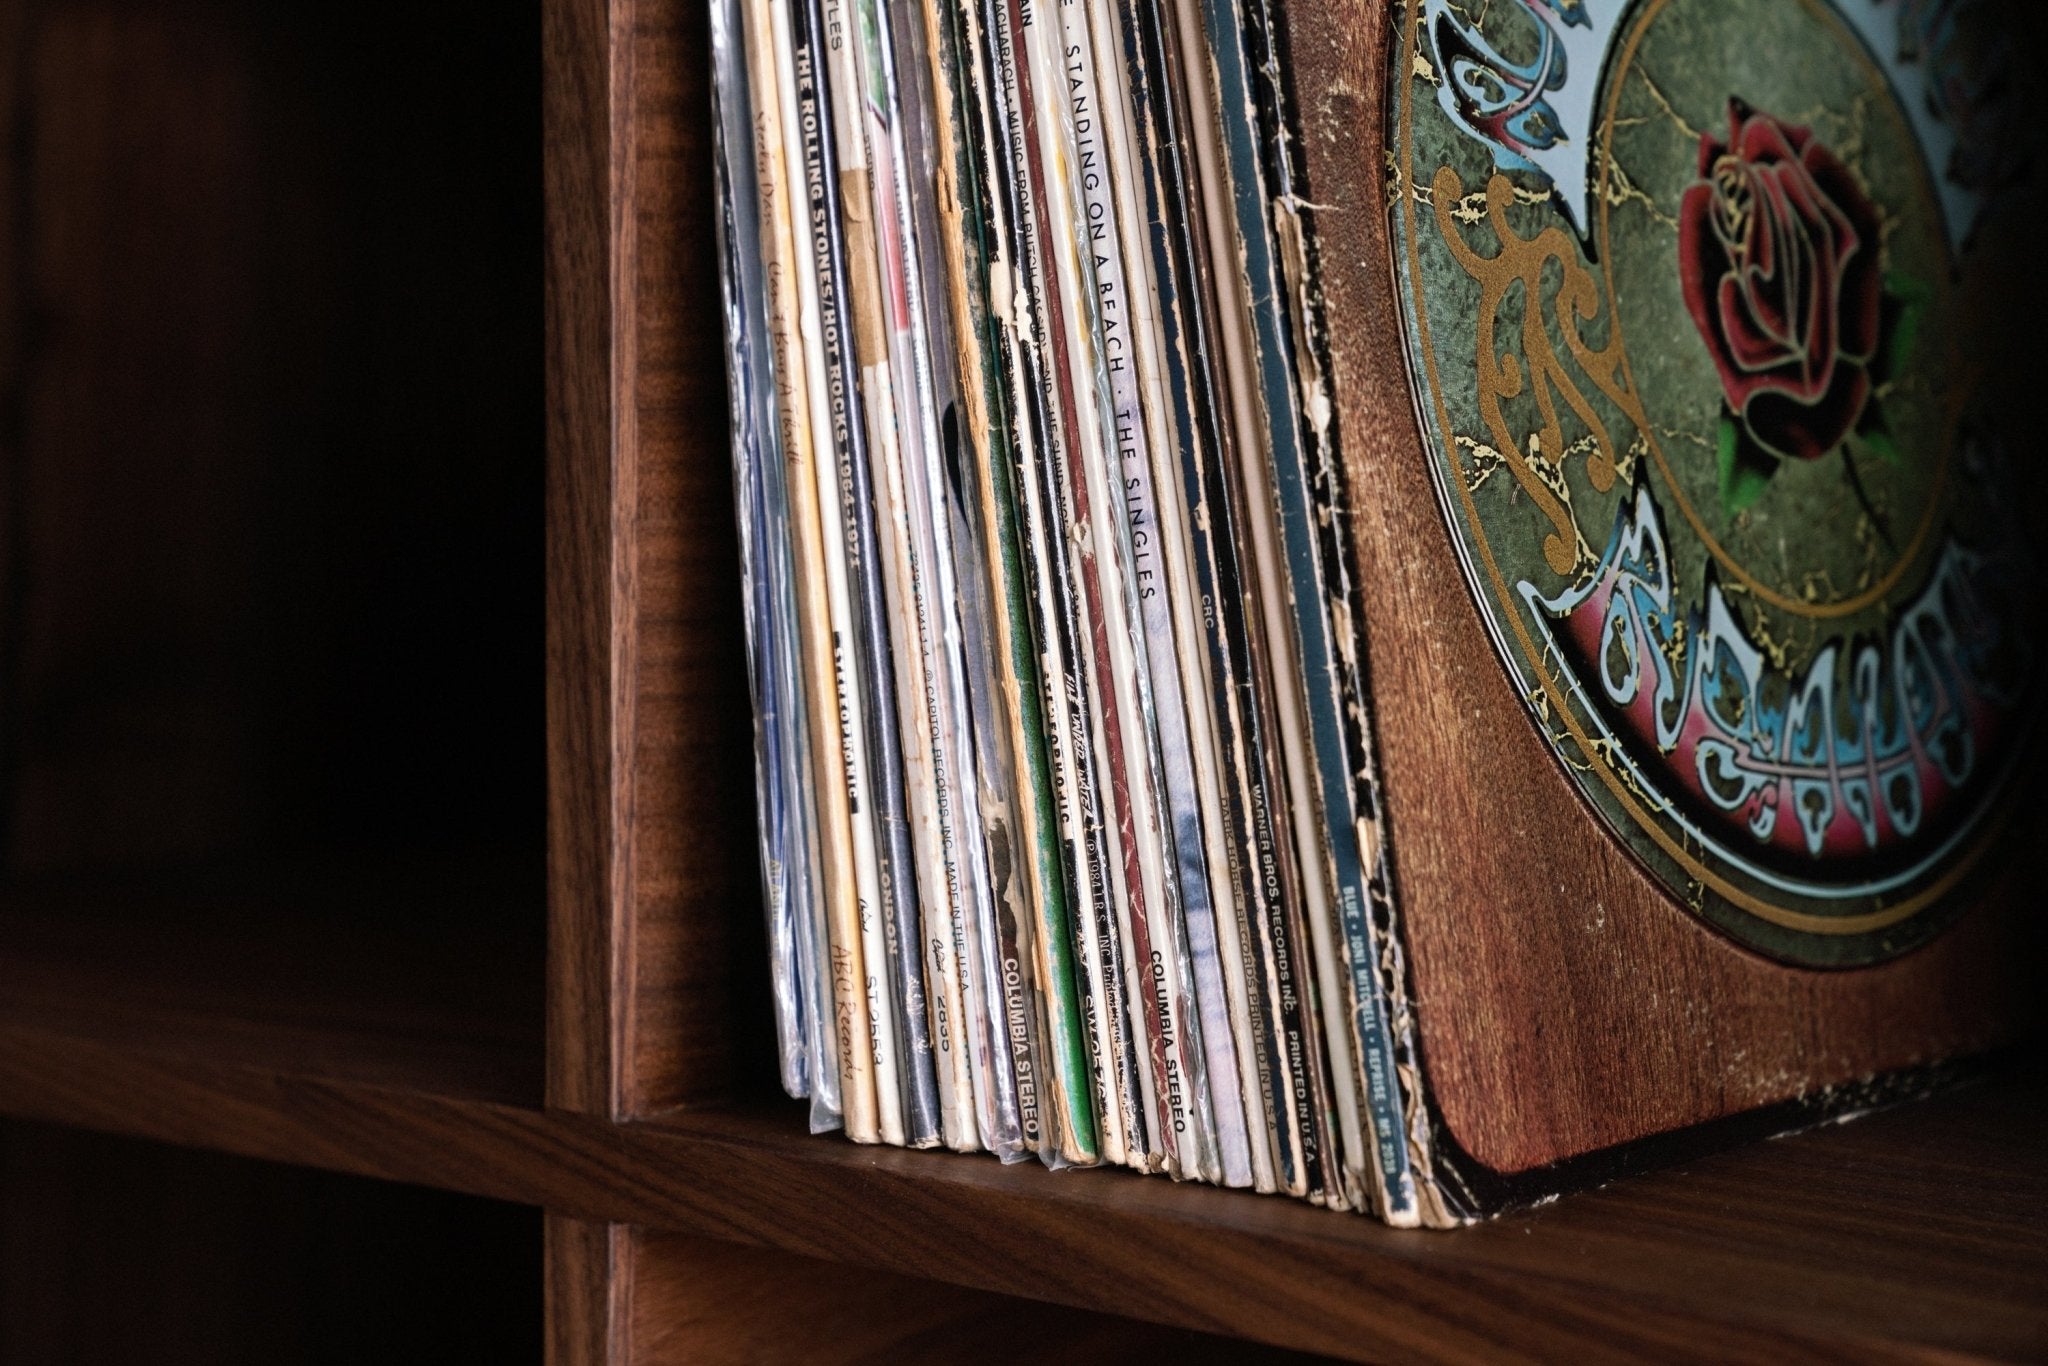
709 0 1433 1225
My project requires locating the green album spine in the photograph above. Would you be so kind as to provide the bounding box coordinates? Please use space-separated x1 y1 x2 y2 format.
919 0 1100 1162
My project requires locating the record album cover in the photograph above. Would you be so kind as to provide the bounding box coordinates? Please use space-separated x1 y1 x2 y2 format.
1287 0 2042 1218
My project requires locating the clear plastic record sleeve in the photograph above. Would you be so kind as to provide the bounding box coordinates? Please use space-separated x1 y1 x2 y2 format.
708 0 823 1108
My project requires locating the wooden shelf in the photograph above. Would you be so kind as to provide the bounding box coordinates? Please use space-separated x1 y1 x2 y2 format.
6 0 2041 1357
1 889 2039 1362
622 1077 2048 1361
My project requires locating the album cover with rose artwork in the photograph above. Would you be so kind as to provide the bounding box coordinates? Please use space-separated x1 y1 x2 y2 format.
1270 0 2042 1221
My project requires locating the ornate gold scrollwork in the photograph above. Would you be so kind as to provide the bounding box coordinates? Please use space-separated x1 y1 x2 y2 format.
1432 168 1648 575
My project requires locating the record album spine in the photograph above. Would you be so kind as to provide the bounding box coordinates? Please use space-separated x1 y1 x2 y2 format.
764 0 862 1132
1103 0 1277 1191
1170 0 1327 1203
1014 0 1193 1178
892 0 1005 1158
982 0 1149 1169
1142 0 1299 1194
1096 0 1282 1190
914 0 1101 1164
1242 0 1431 1223
1198 0 1417 1221
790 0 912 1145
871 9 975 1156
1075 0 1239 1185
841 0 1009 1157
859 0 1031 1160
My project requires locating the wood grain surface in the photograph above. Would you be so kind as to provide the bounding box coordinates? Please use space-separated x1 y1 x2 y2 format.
1286 0 2043 1180
545 0 627 1119
0 859 544 1104
0 906 2039 1363
545 0 760 1123
625 1232 1327 1364
547 1215 631 1366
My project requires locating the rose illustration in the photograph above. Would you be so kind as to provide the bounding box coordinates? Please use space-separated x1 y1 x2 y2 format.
1679 99 1884 471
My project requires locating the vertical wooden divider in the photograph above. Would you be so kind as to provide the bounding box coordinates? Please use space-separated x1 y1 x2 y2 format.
546 0 753 1355
544 0 751 1123
545 0 629 1126
618 0 760 1124
546 1215 634 1366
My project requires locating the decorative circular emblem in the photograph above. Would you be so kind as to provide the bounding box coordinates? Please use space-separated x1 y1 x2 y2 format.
1391 0 2037 965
